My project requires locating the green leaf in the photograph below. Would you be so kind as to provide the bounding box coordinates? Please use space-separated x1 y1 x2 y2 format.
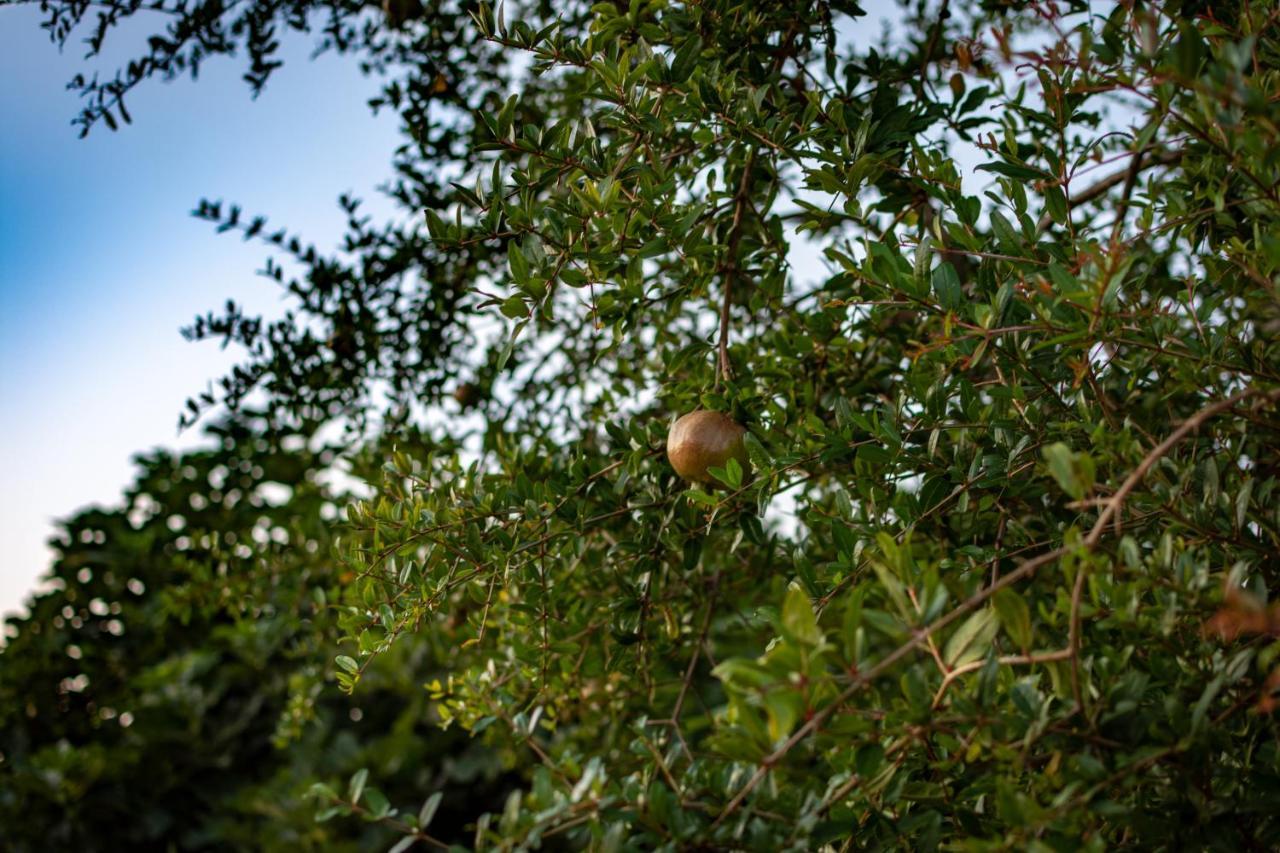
944 609 999 667
1191 672 1225 734
742 432 771 469
363 787 391 819
684 488 718 507
307 782 338 802
496 320 526 372
992 588 1032 650
988 210 1022 253
419 791 443 828
315 805 345 823
723 456 744 488
913 234 933 282
1235 478 1253 529
336 655 359 674
1042 443 1094 500
713 658 775 690
781 584 822 645
763 689 805 741
1044 184 1068 224
1172 20 1207 77
856 742 885 778
508 245 530 283
670 36 703 82
858 444 893 466
871 562 913 621
500 295 528 319
1202 458 1220 506
348 768 369 804
932 262 963 311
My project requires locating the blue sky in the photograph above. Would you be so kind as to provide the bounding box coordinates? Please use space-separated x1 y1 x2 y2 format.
0 6 401 617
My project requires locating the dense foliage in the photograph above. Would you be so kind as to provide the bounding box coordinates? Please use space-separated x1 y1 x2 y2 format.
0 416 512 850
10 0 1280 849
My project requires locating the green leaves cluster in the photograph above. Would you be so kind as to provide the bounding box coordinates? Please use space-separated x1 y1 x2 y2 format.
324 1 1280 847
17 0 1280 848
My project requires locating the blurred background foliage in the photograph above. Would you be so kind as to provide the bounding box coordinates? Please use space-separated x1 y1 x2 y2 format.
0 415 514 850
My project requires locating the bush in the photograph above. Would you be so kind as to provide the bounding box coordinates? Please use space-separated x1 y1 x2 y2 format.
12 0 1280 848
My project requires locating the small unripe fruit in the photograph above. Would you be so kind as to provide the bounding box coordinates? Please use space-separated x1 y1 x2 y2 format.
666 410 749 484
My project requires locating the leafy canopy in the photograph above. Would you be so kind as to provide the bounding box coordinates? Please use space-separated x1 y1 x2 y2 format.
12 0 1280 849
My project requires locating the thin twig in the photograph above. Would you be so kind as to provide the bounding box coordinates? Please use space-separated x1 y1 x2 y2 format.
1067 564 1088 711
920 0 950 76
672 575 720 727
718 150 756 384
1107 145 1149 247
